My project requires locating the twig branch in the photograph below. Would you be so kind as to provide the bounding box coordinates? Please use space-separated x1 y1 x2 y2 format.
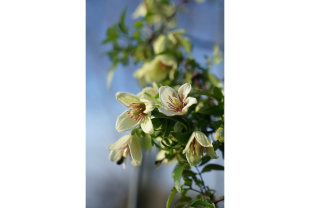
213 197 224 204
187 188 211 200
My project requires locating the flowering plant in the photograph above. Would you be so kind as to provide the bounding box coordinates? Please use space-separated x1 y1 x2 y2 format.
102 0 224 207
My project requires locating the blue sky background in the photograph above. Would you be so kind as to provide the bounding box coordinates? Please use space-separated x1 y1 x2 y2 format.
86 0 224 207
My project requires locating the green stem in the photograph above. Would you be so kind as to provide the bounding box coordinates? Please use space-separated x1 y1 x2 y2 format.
195 166 207 193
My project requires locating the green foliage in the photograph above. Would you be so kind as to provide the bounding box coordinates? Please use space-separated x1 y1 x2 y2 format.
166 187 178 208
190 199 216 208
201 164 224 173
103 0 225 205
174 163 187 193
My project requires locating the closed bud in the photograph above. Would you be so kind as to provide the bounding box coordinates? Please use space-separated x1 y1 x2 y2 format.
215 127 224 143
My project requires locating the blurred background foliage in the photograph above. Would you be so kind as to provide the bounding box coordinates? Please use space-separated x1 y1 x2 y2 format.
86 0 224 207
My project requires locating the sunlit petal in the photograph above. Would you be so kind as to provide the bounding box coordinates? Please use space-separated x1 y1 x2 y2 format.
109 149 122 161
115 110 141 132
185 151 202 166
140 114 154 134
181 97 198 114
194 131 213 147
159 85 177 109
129 136 142 166
178 83 192 99
206 147 218 159
182 133 195 154
116 92 141 107
158 106 177 117
107 134 131 150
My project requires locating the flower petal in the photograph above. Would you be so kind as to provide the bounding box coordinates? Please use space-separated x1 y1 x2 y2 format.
158 106 177 117
109 149 122 161
116 92 141 107
185 151 202 166
129 136 142 166
140 114 154 134
178 83 192 99
145 57 170 83
136 87 157 99
132 2 147 19
181 97 198 115
194 131 213 147
206 147 219 159
107 134 131 150
159 85 178 109
115 110 141 132
182 132 196 154
140 99 155 114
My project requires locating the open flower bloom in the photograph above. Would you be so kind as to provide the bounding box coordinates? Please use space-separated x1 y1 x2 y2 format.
158 83 197 116
107 134 142 166
182 131 218 166
115 92 155 134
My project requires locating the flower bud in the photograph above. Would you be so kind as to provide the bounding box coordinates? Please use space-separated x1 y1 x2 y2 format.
215 127 224 143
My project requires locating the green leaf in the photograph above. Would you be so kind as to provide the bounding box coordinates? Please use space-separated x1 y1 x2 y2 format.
152 111 188 131
106 62 118 90
163 119 175 138
183 178 192 187
212 120 223 130
190 199 216 208
118 7 128 34
152 118 164 129
171 132 191 145
212 87 223 102
133 30 140 40
182 170 196 177
133 20 144 28
201 164 224 173
174 163 186 193
155 93 159 99
199 155 211 166
176 196 192 204
219 143 224 158
206 72 223 88
131 128 137 135
106 25 119 40
199 103 224 116
188 88 223 102
166 188 178 208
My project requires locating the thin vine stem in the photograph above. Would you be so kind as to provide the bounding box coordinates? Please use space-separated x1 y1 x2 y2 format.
195 166 207 193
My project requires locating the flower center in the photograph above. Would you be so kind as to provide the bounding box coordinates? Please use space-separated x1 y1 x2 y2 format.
127 103 146 122
167 92 186 112
119 144 131 158
190 139 208 156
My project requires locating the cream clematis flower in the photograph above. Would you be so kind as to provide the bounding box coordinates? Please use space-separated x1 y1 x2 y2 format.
158 83 198 116
115 92 155 134
107 134 142 166
133 55 177 84
182 131 218 166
